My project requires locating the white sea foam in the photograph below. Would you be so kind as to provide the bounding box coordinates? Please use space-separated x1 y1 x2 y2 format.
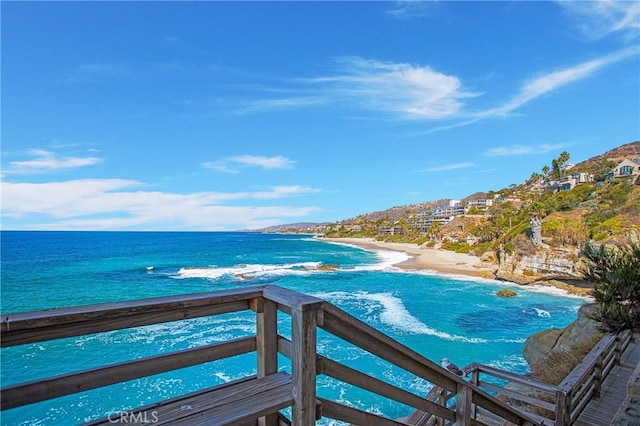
532 308 551 318
313 291 487 344
174 261 322 280
352 250 410 272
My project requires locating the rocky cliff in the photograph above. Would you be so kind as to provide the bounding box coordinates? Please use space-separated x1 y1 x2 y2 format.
523 304 601 369
496 246 584 283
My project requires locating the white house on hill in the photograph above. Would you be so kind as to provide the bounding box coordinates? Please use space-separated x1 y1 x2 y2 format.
605 158 640 181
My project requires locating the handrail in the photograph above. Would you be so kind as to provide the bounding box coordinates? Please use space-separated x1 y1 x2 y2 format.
458 329 633 426
556 329 632 425
2 285 542 425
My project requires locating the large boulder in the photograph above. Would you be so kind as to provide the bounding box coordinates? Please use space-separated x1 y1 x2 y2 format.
523 304 601 368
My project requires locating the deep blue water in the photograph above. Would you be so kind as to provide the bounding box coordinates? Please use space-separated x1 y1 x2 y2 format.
0 231 585 425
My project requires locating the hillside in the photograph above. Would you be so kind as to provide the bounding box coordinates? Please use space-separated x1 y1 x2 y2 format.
262 141 640 285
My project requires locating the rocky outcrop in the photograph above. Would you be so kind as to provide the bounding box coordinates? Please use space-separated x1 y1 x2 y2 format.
496 246 585 284
496 289 517 297
523 304 601 368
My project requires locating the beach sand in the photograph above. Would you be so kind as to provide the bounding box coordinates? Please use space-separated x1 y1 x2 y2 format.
322 237 497 279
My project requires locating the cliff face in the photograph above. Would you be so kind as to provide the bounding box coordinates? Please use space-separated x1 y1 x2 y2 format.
523 304 601 368
496 246 585 284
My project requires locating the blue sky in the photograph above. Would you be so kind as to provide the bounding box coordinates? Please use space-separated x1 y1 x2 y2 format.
2 1 639 231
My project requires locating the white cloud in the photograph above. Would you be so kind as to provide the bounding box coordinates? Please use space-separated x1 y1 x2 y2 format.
230 155 296 169
1 179 321 231
480 47 637 118
203 155 296 173
558 0 640 41
422 162 474 172
5 150 103 174
485 143 568 157
315 57 478 120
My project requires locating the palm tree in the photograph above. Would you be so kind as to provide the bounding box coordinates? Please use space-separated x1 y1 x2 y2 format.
542 165 550 177
583 235 640 332
558 151 570 177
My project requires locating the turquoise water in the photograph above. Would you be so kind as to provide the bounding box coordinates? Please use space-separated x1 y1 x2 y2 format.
0 231 585 425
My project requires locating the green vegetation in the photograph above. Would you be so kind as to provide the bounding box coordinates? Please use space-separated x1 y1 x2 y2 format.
583 235 640 332
324 143 640 260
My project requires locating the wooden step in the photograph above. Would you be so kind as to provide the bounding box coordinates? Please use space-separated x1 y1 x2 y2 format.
85 372 293 426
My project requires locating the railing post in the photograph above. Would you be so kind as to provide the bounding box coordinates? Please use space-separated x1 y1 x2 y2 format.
291 300 323 425
254 297 279 426
455 383 473 426
437 388 446 426
593 350 603 398
555 389 571 426
614 332 623 364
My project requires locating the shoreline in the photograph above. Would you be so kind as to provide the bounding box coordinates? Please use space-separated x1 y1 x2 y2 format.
321 237 593 298
322 237 498 279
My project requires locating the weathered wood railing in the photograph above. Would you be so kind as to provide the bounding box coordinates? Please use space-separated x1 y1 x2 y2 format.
451 329 633 426
2 285 542 425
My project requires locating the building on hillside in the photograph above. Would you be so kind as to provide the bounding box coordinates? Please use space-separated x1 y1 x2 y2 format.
415 200 465 231
380 225 404 236
466 198 494 211
550 172 595 192
605 158 640 181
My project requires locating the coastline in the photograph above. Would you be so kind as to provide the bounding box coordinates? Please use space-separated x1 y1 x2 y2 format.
322 237 497 279
321 237 594 298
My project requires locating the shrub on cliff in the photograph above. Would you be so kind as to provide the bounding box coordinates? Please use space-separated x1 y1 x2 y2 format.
583 234 640 332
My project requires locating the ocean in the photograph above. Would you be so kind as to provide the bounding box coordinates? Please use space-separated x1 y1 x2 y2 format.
0 231 585 425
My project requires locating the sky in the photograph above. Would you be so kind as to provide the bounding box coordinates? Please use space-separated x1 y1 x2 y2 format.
2 1 639 231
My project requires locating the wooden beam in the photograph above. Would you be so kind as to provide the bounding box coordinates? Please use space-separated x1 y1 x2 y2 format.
2 337 256 410
321 304 457 391
319 398 410 426
1 287 266 347
256 297 279 426
321 356 455 422
289 300 322 424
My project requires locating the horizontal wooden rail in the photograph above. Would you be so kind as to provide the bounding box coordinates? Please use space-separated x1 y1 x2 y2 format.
1 337 256 410
1 287 265 347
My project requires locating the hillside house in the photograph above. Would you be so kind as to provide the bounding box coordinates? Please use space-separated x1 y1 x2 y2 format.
605 158 640 181
550 172 595 192
380 225 404 236
466 198 494 211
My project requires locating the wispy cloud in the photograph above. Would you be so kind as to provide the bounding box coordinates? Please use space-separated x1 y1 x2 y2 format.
1 179 321 231
4 150 103 174
387 0 441 19
422 162 474 172
479 47 637 119
231 96 327 115
203 155 296 173
310 57 478 120
558 0 640 41
485 143 568 157
68 63 133 82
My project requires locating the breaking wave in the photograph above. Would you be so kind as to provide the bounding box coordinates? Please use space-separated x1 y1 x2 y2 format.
314 291 487 344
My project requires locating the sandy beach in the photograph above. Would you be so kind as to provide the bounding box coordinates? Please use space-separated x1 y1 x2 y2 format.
322 237 498 279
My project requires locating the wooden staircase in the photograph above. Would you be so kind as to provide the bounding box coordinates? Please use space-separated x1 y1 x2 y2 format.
1 285 580 425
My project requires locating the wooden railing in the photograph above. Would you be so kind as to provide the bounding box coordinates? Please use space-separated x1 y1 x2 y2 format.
454 329 633 426
2 285 543 425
